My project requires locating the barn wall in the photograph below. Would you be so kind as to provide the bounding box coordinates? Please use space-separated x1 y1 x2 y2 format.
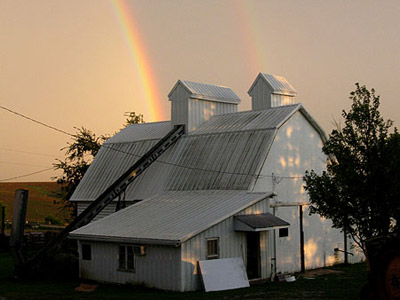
187 98 237 132
170 84 190 128
78 241 181 291
252 112 364 273
271 94 295 107
180 198 272 291
251 78 272 110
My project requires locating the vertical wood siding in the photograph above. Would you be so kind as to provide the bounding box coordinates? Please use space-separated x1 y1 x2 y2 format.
79 241 181 291
252 112 364 273
251 78 272 110
180 198 271 291
187 98 237 132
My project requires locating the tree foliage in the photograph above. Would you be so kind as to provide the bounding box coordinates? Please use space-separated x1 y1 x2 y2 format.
54 112 144 220
304 84 400 252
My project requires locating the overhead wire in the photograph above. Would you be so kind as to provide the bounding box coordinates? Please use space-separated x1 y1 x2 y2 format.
102 144 304 180
0 147 59 158
0 168 54 182
0 105 74 137
0 105 304 182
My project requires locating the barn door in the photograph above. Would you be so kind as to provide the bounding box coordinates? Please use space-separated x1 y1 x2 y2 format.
246 232 260 279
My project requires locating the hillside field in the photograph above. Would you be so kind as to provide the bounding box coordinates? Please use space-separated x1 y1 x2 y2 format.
0 182 68 224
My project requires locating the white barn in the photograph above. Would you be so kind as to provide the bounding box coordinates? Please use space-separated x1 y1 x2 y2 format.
69 73 363 291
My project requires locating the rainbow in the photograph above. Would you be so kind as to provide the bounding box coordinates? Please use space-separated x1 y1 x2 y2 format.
110 0 164 122
232 1 269 76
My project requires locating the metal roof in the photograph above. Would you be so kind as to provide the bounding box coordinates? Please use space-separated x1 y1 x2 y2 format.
70 104 325 202
70 190 273 245
168 80 241 103
234 213 289 230
192 104 300 135
248 73 297 96
106 121 173 144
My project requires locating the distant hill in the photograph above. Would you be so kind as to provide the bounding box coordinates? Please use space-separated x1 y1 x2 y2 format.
0 182 68 224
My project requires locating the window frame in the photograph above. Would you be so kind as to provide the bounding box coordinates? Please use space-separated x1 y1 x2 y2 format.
206 238 219 260
279 227 289 238
118 245 135 272
81 243 92 261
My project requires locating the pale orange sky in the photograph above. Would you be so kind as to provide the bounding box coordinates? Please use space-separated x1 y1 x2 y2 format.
1 0 400 182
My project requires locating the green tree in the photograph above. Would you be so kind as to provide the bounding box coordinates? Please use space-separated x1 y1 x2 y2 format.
124 111 144 126
54 112 144 220
304 84 400 253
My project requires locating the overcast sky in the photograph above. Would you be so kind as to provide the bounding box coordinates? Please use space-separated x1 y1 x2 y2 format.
1 0 400 182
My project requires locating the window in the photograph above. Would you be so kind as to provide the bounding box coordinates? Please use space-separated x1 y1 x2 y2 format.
279 228 289 238
118 245 135 271
82 243 91 260
207 238 219 259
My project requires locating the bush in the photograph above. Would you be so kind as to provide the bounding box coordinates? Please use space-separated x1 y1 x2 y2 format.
44 215 62 225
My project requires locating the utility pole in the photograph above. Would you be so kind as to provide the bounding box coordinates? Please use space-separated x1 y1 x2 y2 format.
10 189 28 268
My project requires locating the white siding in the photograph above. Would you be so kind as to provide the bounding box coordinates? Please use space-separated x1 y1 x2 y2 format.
251 78 273 110
271 94 295 107
180 198 272 291
170 84 190 128
78 241 181 291
187 98 237 132
252 112 364 273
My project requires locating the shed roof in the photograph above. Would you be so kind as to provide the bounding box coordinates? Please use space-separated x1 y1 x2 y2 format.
168 80 241 103
248 73 297 97
70 190 274 245
234 213 289 231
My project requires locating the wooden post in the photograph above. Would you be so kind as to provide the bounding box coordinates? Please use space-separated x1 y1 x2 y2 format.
299 205 305 273
344 227 348 265
10 189 28 267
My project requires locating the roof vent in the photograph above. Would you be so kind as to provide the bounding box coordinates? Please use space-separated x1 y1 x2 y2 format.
168 80 240 133
248 73 297 110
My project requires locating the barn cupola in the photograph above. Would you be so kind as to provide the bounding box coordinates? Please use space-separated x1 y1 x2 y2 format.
168 80 240 133
248 73 297 110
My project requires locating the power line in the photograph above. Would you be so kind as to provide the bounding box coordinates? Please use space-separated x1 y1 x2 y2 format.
0 167 54 182
0 161 51 168
102 144 304 180
0 105 74 137
0 147 59 158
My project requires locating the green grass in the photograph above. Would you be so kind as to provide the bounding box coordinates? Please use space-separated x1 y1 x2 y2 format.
0 250 367 300
0 182 68 224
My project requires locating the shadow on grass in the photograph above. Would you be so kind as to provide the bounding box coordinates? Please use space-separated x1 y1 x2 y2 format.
0 250 367 300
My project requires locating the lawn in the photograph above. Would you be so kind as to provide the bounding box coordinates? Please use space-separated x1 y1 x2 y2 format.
0 182 68 224
0 250 367 300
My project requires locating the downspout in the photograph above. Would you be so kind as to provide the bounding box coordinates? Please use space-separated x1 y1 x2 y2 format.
272 206 277 279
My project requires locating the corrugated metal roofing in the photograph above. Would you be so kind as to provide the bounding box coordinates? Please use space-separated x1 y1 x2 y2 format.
70 190 273 245
169 80 240 103
70 139 161 201
106 121 173 144
71 105 307 201
192 104 300 135
248 73 297 96
165 131 275 191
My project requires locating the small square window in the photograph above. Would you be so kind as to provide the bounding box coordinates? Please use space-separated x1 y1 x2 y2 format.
207 238 219 259
279 228 289 238
82 243 91 260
